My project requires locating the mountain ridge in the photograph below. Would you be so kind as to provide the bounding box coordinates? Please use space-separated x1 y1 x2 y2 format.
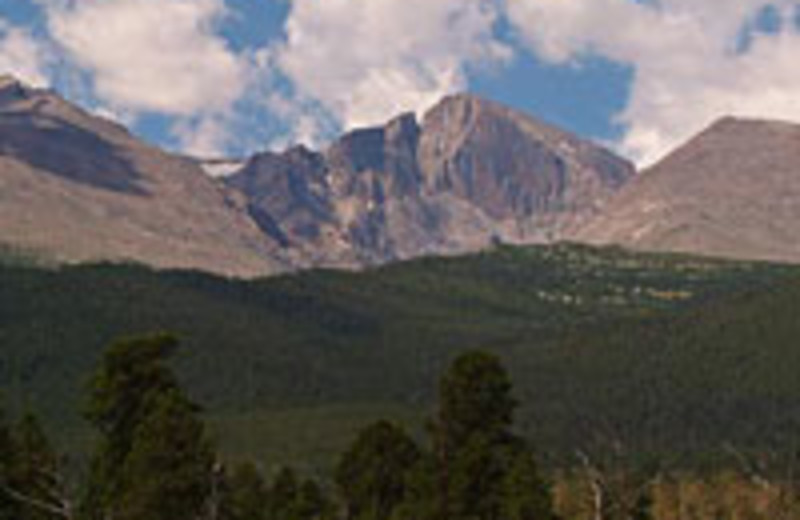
2 74 800 274
575 115 800 263
225 92 635 269
0 75 287 277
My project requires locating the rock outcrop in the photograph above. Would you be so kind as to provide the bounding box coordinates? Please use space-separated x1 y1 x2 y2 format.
227 94 635 267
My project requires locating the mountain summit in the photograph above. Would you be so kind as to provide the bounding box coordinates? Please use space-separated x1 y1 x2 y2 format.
576 116 800 263
0 76 285 276
3 76 800 274
227 93 635 268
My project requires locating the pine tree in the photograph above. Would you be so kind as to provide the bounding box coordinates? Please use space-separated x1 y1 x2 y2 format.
267 468 331 520
294 479 333 520
335 420 421 520
268 467 299 520
10 413 70 520
0 408 73 520
82 333 181 517
502 446 557 520
81 333 216 520
430 351 555 520
389 454 439 520
446 432 506 520
437 351 517 450
226 462 268 520
0 405 20 520
114 389 214 520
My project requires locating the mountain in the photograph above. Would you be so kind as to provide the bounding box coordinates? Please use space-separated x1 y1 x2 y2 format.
575 117 800 263
226 94 635 267
0 75 285 276
0 78 636 275
7 73 800 273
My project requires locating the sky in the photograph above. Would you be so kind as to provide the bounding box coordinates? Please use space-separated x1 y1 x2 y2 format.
0 0 799 166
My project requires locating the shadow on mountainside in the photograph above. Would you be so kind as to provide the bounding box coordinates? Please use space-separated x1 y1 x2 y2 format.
0 112 149 196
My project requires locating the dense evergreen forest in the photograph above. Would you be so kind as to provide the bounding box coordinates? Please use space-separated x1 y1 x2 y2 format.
1 244 797 468
2 334 798 520
1 243 800 519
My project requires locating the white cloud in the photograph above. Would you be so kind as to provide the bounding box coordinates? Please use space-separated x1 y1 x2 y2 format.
39 0 265 155
277 0 511 132
0 21 51 87
46 0 246 116
506 0 800 165
170 114 230 157
264 90 337 149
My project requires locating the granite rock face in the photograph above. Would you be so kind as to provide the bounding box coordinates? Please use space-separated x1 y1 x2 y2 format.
13 71 799 274
0 76 642 275
575 117 800 263
227 94 635 268
4 74 798 274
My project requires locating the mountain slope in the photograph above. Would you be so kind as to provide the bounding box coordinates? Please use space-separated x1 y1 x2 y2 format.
227 94 635 267
6 74 800 272
576 117 800 263
0 244 795 468
0 76 284 276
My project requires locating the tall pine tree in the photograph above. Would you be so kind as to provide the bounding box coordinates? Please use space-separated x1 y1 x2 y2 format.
10 413 71 520
115 390 214 520
431 351 556 520
225 462 268 520
82 333 215 520
267 467 332 520
0 405 19 520
335 420 421 520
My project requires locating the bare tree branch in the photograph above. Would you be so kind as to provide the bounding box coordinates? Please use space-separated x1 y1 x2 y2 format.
1 482 73 519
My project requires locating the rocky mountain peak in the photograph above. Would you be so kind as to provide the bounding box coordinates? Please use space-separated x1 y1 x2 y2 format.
0 75 45 109
422 93 480 134
693 115 800 143
323 113 424 200
0 79 286 276
384 112 420 143
0 80 640 275
0 74 25 95
417 93 634 226
224 93 635 268
575 116 800 263
326 126 386 174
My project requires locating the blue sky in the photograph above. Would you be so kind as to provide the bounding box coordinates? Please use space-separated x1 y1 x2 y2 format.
0 0 799 165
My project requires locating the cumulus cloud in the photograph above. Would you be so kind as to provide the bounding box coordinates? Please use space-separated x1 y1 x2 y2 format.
169 115 230 157
46 0 245 115
16 0 800 168
264 90 335 149
40 0 261 155
277 0 511 132
0 21 51 87
507 0 800 165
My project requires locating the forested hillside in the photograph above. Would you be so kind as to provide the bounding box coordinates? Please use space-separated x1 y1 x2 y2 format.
0 244 796 470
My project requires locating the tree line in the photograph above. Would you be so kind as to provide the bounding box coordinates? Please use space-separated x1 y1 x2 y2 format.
1 333 798 519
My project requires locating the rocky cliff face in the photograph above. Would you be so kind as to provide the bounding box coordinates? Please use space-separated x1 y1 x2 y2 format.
228 94 636 268
419 94 630 224
7 73 800 274
0 76 642 275
0 76 284 276
12 72 799 274
575 117 800 263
